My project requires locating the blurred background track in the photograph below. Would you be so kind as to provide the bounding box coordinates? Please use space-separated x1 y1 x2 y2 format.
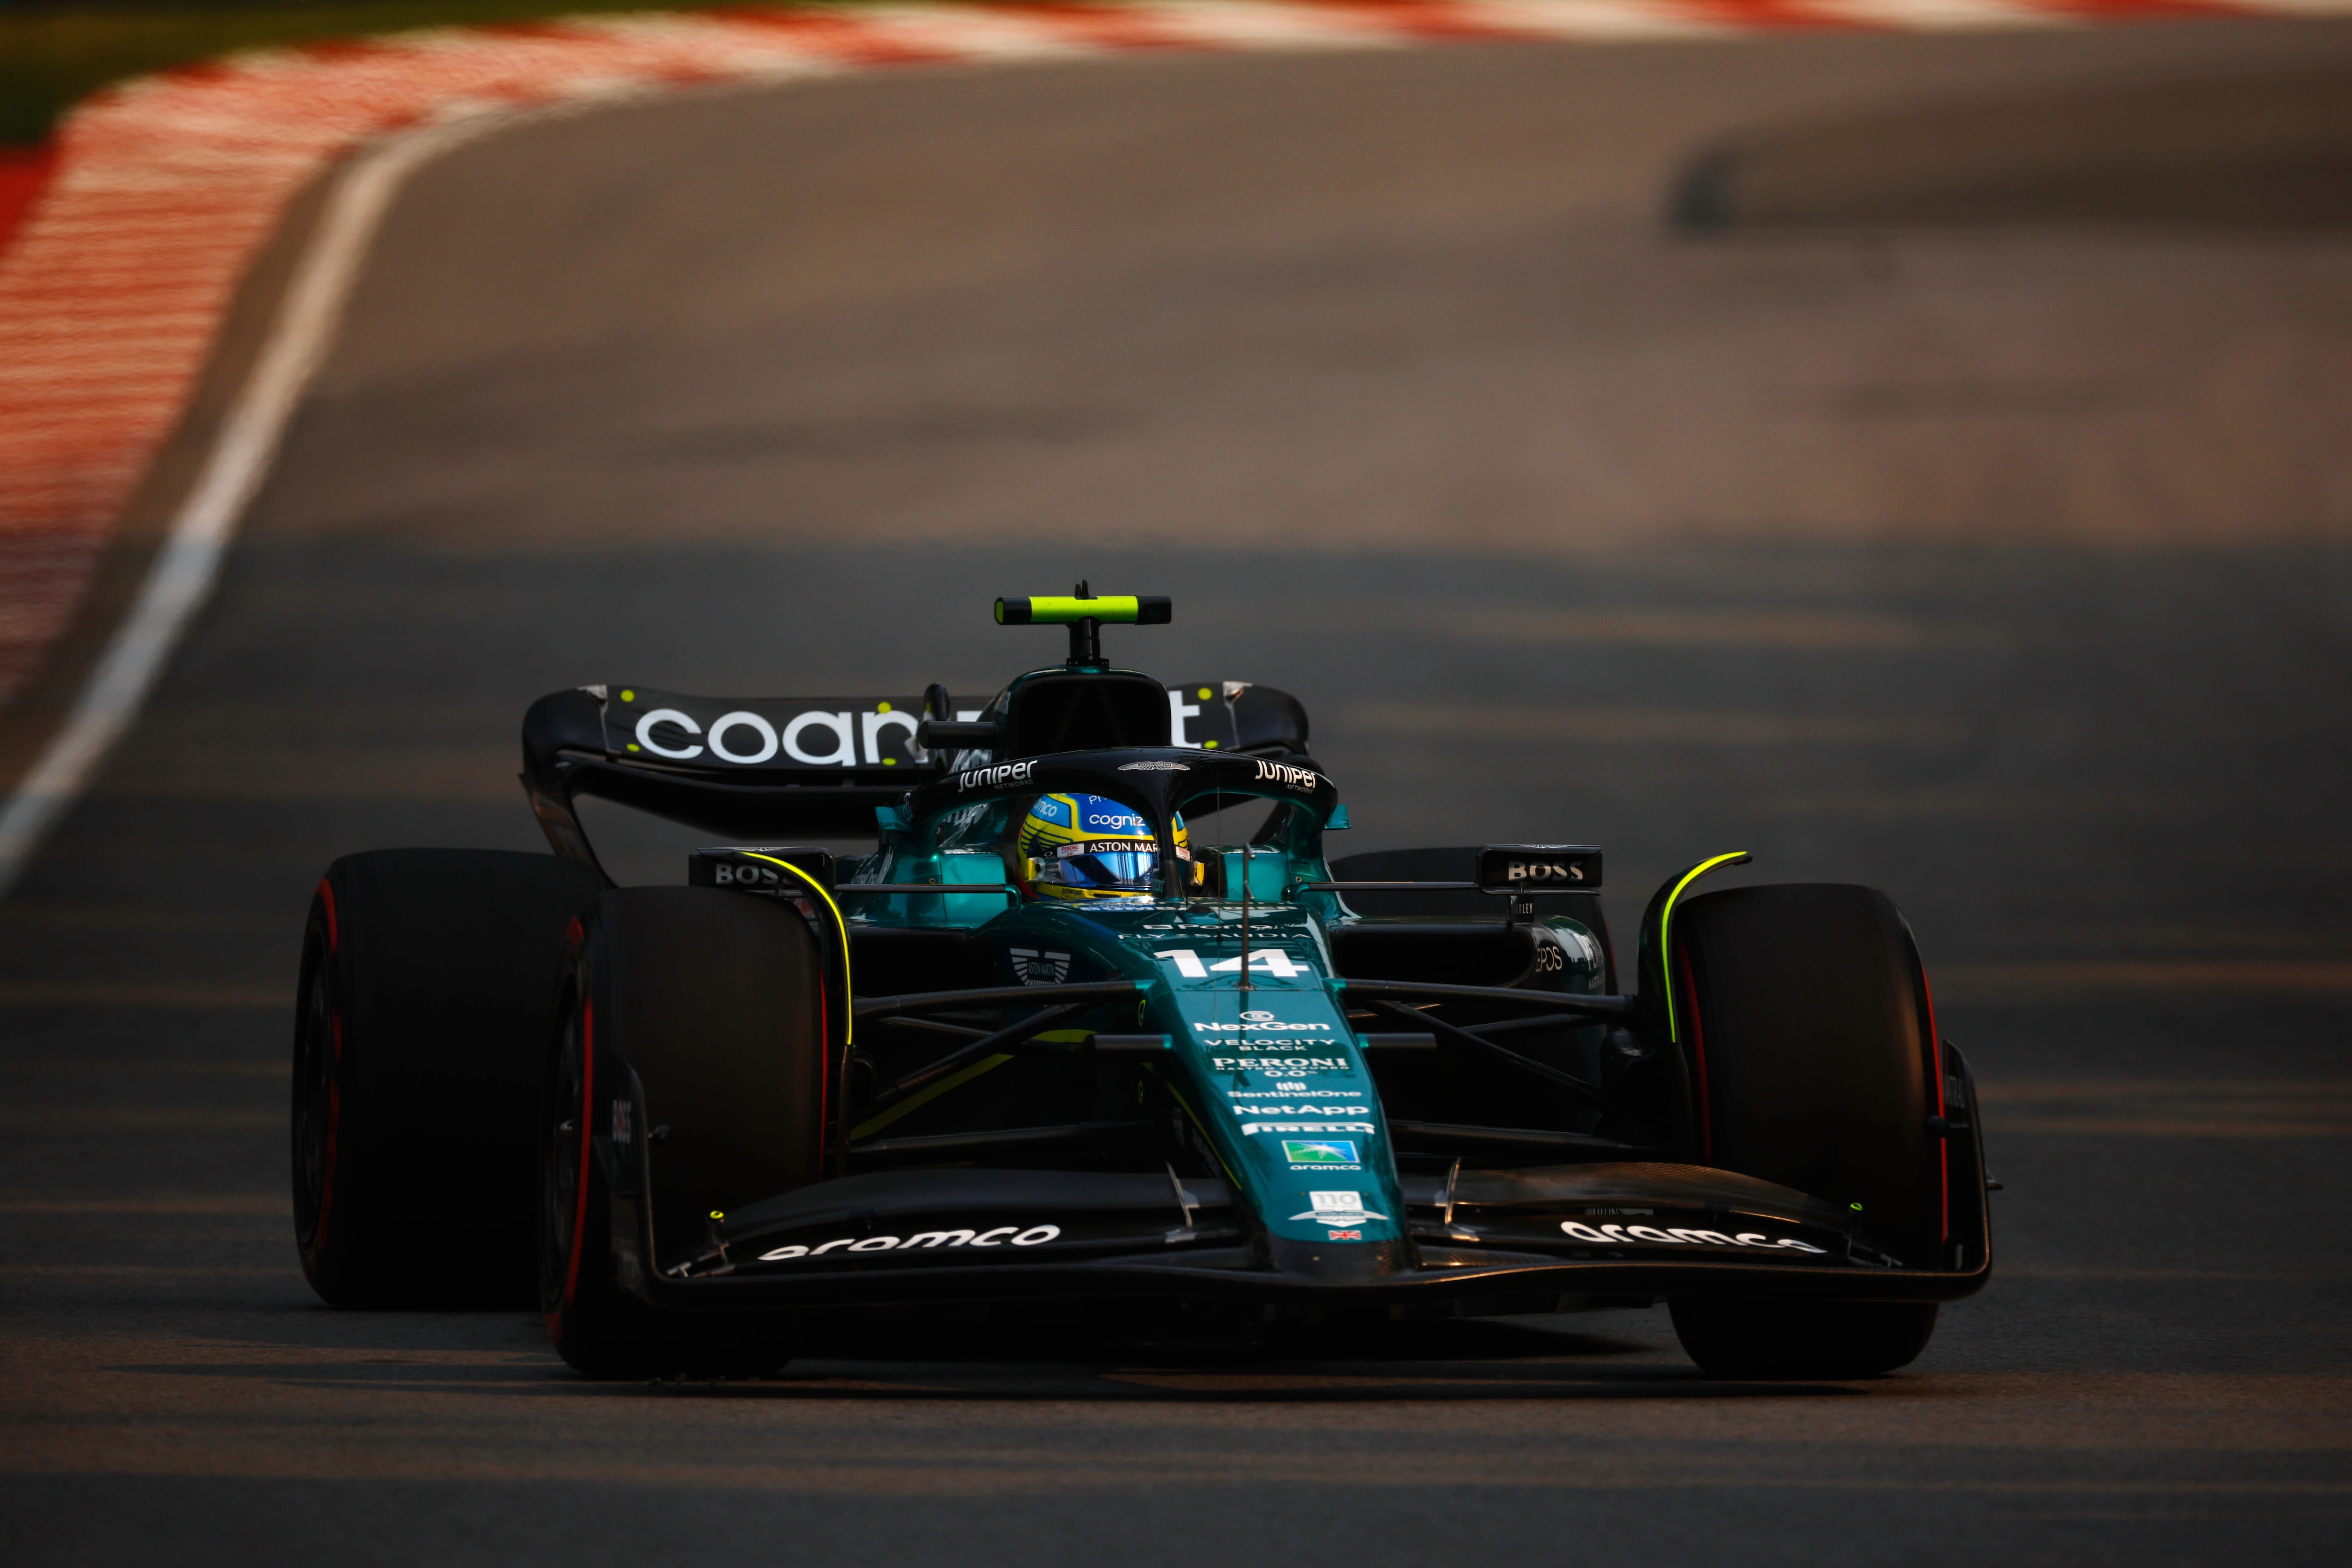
3 16 2350 1565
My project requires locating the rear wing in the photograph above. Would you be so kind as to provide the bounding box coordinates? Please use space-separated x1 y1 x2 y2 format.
521 680 1309 879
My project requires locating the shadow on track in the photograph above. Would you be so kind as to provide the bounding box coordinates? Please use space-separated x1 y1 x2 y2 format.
108 1313 1876 1403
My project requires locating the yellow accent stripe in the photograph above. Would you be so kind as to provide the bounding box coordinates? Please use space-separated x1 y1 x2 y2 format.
1148 1060 1242 1188
847 1053 1013 1142
1659 852 1749 1046
741 853 854 1045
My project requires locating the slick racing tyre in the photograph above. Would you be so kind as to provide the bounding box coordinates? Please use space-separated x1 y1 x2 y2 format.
294 849 601 1307
540 887 825 1379
1664 882 1946 1378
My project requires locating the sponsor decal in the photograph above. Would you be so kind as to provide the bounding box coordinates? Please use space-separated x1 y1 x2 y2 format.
1558 1221 1828 1253
1009 947 1072 985
1327 1229 1363 1241
1119 760 1189 772
1059 840 1152 859
1211 1057 1350 1073
707 861 805 889
1228 1087 1361 1099
759 1223 1062 1262
1028 795 1073 827
1247 1121 1376 1136
707 711 781 764
958 760 1036 792
635 708 703 760
1292 1191 1386 1224
1280 1139 1362 1165
781 711 858 767
1253 760 1319 793
1168 689 1201 748
1475 845 1603 893
1234 1104 1365 1117
636 708 882 767
618 696 927 768
1193 1013 1331 1033
610 1098 632 1145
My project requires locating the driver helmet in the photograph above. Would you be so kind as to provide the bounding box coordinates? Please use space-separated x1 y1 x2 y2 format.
1018 793 1194 901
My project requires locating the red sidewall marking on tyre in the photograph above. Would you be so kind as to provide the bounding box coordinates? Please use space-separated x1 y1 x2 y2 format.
318 878 338 952
1921 964 1948 1245
1677 944 1711 1162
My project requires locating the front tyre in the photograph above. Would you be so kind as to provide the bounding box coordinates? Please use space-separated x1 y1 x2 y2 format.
539 976 680 1378
1664 882 1950 1378
540 887 825 1378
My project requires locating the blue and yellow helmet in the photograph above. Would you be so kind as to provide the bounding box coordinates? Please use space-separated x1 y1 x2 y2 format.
1018 793 1193 901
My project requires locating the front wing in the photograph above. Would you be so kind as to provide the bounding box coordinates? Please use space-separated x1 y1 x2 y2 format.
590 1098 1993 1317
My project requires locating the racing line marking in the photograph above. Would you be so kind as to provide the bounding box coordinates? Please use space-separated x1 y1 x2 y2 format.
0 0 2346 896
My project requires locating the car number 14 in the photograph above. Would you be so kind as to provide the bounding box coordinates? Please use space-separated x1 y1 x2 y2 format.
1152 948 1306 979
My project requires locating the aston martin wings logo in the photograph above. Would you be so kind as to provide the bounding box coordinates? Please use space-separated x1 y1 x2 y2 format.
1009 947 1073 985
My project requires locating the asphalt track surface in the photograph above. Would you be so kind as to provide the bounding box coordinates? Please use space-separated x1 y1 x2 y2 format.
7 19 2352 1566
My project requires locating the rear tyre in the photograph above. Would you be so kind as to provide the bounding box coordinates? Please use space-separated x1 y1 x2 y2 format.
1670 1298 1938 1379
540 887 825 1378
294 849 601 1307
1665 883 1948 1377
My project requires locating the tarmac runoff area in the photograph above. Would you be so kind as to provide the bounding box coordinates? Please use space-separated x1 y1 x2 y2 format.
4 16 2352 1567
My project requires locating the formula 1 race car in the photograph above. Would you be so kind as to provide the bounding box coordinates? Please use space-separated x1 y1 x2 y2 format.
292 590 1990 1379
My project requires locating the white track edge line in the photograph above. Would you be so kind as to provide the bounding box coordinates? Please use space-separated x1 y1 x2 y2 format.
0 108 511 901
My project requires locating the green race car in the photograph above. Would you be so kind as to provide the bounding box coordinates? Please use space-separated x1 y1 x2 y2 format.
291 590 1990 1378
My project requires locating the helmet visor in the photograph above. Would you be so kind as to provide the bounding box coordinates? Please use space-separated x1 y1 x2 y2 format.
1037 841 1160 893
